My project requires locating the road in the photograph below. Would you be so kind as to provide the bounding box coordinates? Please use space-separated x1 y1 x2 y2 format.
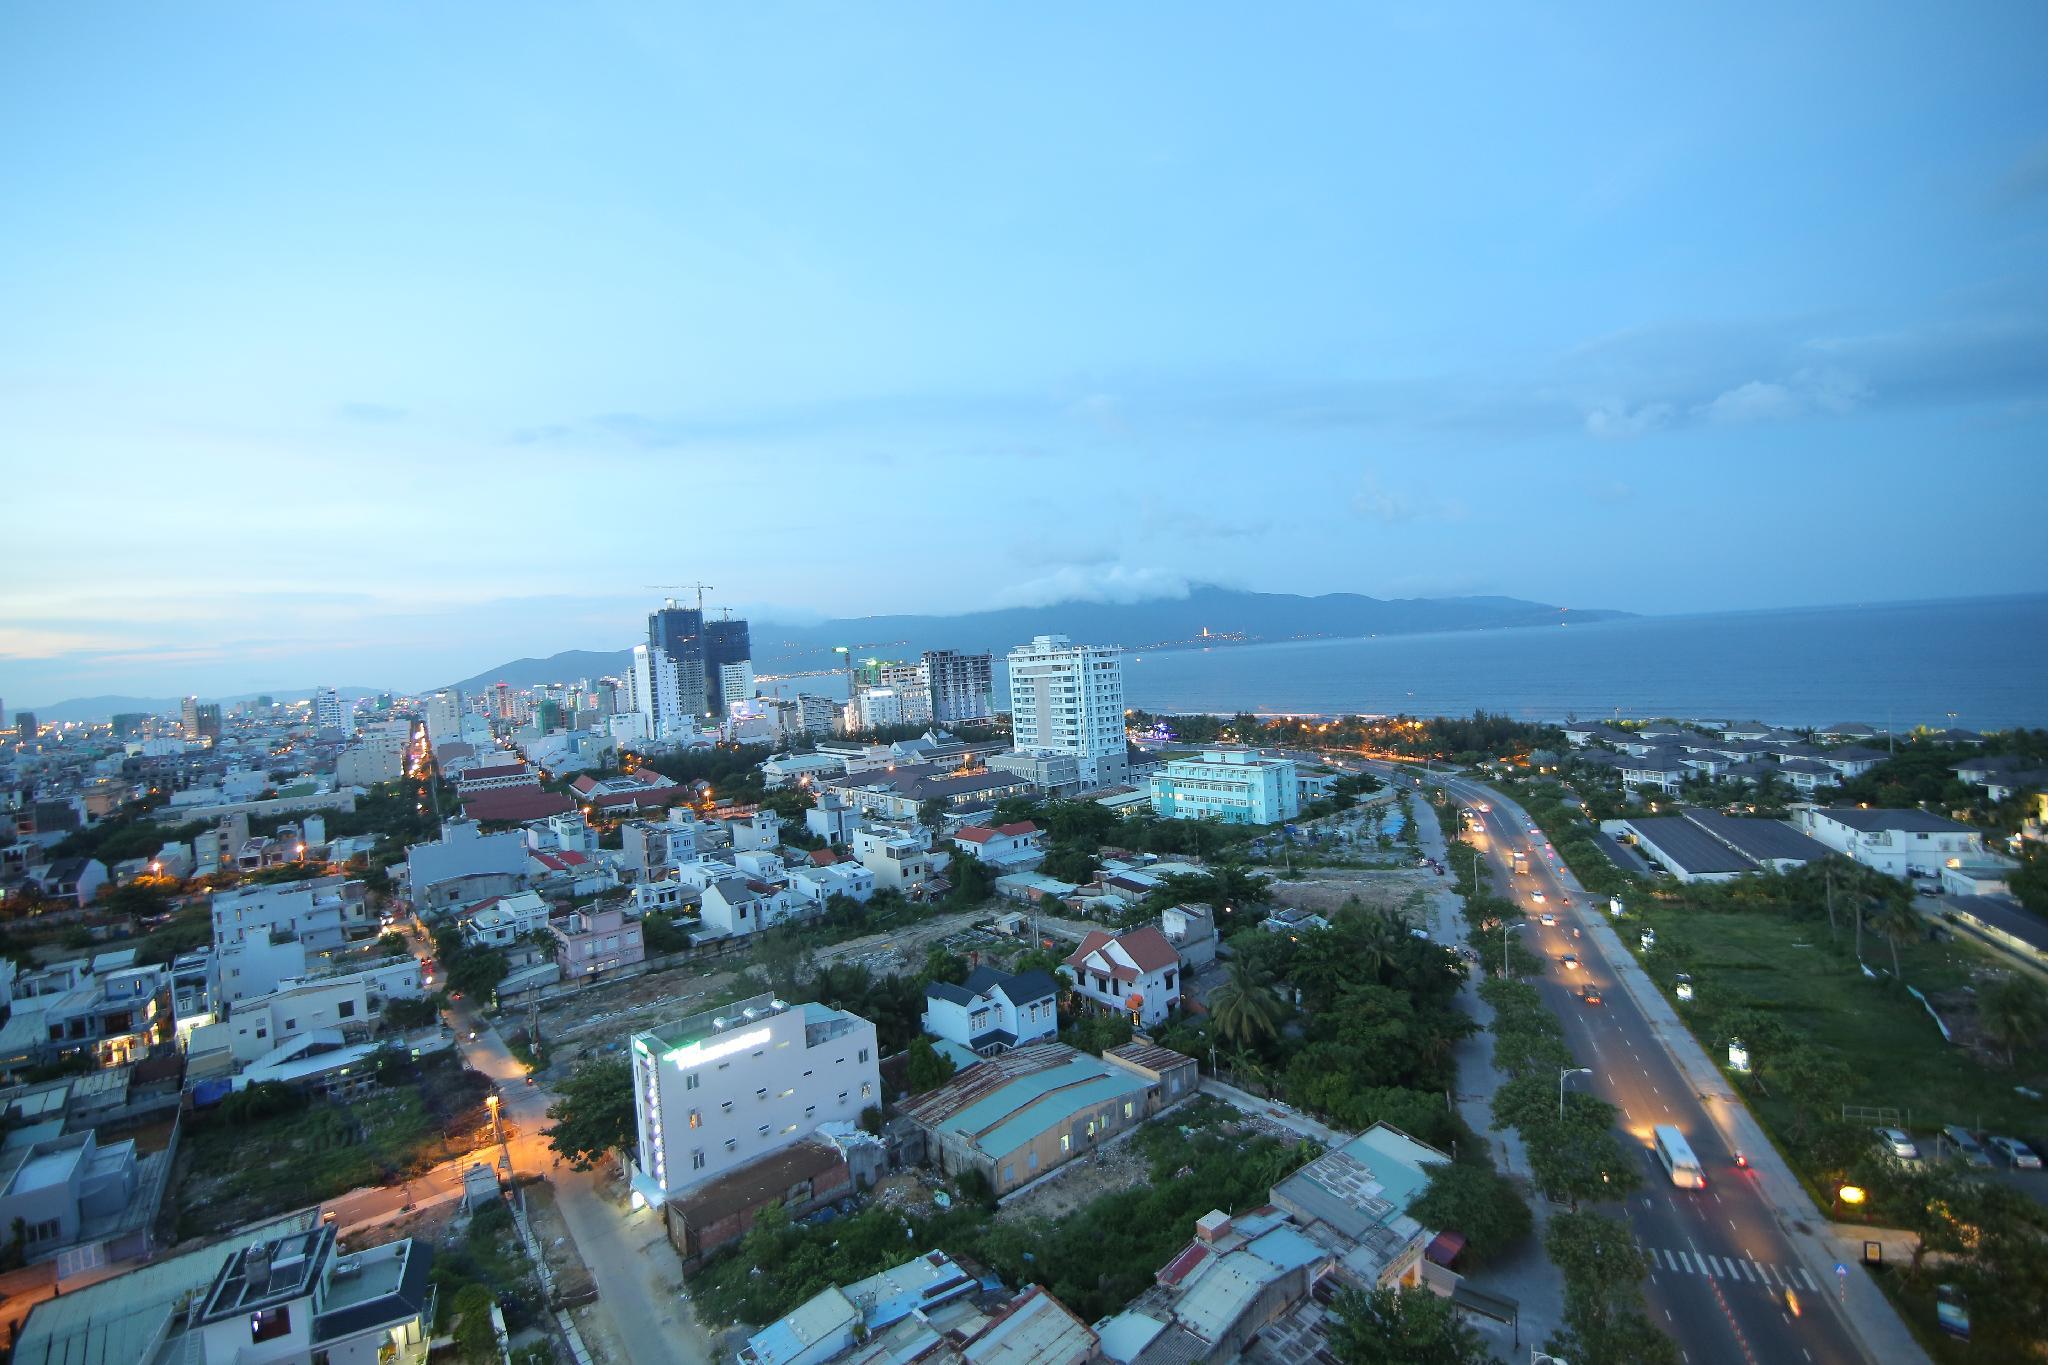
1345 761 1884 1365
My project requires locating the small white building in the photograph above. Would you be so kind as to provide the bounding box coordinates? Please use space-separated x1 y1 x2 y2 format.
922 965 1060 1057
1149 749 1301 825
1061 926 1182 1029
950 821 1045 871
851 826 942 891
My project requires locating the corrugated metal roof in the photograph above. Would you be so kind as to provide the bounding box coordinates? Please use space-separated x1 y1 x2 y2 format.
969 1068 1151 1159
1173 1252 1284 1343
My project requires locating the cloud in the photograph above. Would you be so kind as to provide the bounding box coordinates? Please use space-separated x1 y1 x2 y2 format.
1697 367 1870 425
338 402 407 423
1584 402 1673 440
1698 380 1800 425
991 565 1190 609
1350 469 1464 524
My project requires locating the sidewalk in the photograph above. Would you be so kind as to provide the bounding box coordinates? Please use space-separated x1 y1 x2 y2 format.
1464 778 1933 1365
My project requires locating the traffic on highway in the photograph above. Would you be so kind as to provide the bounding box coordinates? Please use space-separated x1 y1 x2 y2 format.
1353 759 1872 1365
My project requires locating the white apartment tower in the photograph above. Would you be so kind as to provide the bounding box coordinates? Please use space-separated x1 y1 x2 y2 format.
924 649 995 724
629 993 881 1205
1006 634 1128 787
424 690 465 748
313 686 350 734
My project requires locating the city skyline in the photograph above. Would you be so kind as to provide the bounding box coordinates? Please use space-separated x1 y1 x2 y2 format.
5 4 2048 699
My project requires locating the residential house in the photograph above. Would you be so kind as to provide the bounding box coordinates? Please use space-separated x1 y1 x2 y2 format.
922 965 1060 1056
0 1128 142 1264
404 820 529 912
951 822 1046 872
901 1040 1198 1197
1793 806 1987 878
1160 902 1219 969
1617 752 1686 795
1062 926 1182 1028
551 904 645 981
699 876 806 939
458 890 552 949
852 825 944 892
30 857 107 909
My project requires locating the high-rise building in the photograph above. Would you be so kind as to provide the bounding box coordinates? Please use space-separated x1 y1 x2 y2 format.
181 696 201 735
111 712 148 740
705 617 752 717
796 693 841 736
923 649 995 724
314 686 350 734
648 602 709 720
424 690 465 748
14 711 37 742
193 703 222 741
1006 634 1127 787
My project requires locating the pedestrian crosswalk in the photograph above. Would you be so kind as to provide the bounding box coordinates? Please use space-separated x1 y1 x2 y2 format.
1643 1246 1819 1292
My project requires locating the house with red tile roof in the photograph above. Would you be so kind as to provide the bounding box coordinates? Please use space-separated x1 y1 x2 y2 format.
460 788 576 824
1061 925 1182 1028
951 821 1045 872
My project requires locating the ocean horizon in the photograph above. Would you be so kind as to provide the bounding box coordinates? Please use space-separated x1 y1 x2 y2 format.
1112 593 2048 731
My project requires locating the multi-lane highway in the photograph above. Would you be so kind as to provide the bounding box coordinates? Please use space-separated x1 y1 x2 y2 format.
1325 759 1872 1365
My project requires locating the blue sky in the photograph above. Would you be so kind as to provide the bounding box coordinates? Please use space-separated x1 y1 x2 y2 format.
4 3 2046 703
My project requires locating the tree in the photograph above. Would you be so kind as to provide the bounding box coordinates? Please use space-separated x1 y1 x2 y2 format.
1407 1162 1532 1267
446 946 509 1001
1978 975 2048 1067
1206 963 1287 1050
1325 1284 1488 1365
905 1036 957 1094
451 1282 498 1363
920 945 969 986
1867 897 1921 982
382 997 436 1031
917 798 947 829
1040 846 1100 885
543 1057 635 1169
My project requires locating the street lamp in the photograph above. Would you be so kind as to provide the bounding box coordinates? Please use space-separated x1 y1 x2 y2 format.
486 1093 502 1145
1838 1184 1866 1207
1501 921 1525 978
1559 1067 1593 1120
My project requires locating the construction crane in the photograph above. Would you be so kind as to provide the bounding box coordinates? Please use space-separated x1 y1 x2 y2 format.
646 583 715 613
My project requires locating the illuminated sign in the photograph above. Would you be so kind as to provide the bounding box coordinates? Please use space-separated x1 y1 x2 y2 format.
664 1025 771 1070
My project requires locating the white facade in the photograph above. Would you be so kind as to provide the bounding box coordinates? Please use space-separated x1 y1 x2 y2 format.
924 649 995 724
1006 634 1128 787
718 659 756 716
1149 749 1300 825
313 686 349 734
851 826 940 890
227 961 422 1063
424 690 465 748
630 994 881 1202
788 860 876 906
1793 807 1987 878
855 688 906 730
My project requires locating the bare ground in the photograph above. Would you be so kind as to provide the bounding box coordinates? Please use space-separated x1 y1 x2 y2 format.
995 1130 1152 1223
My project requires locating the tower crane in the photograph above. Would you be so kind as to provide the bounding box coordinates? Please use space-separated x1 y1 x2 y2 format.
646 583 715 613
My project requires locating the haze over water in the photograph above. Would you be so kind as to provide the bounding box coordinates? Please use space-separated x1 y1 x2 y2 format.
1117 596 2048 731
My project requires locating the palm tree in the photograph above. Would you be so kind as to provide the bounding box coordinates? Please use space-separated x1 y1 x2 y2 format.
1979 977 2048 1067
1208 964 1286 1050
1867 898 1922 982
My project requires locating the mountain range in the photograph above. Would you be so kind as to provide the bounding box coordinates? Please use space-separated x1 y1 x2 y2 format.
17 586 1629 720
437 585 1629 695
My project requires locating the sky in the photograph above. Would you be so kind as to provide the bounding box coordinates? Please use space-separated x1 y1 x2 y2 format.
3 3 2047 705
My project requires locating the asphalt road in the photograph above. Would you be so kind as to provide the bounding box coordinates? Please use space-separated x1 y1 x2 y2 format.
1352 763 1867 1365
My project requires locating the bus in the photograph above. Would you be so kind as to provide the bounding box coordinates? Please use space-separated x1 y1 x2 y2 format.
1511 850 1530 876
1653 1125 1706 1189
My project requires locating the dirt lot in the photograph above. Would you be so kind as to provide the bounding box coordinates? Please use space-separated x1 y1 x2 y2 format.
523 1179 597 1302
995 1129 1151 1223
524 907 1058 1071
1265 866 1441 919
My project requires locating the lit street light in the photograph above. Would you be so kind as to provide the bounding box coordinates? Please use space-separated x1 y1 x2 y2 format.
1560 1066 1593 1120
1501 921 1525 978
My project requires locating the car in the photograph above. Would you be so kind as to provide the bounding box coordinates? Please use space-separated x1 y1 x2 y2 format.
1579 985 1603 1005
1559 895 1572 906
1990 1136 2042 1170
1540 912 1556 926
1875 1127 1920 1161
1531 890 1547 904
1561 953 1581 970
1943 1125 1994 1168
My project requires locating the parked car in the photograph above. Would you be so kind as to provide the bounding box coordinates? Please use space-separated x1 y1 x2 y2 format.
1875 1127 1920 1161
1989 1136 2042 1170
1943 1125 1994 1168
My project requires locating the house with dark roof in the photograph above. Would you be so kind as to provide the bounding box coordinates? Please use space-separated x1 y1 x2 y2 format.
1617 752 1686 795
923 965 1060 1056
1793 806 1987 878
30 857 106 908
1613 811 1829 883
1062 925 1182 1028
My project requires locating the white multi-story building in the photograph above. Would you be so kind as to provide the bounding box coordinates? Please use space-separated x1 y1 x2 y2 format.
210 877 364 955
1150 749 1301 825
313 686 349 735
629 993 880 1205
1006 635 1127 787
796 693 842 737
851 826 941 891
718 659 756 715
854 688 906 730
424 689 465 748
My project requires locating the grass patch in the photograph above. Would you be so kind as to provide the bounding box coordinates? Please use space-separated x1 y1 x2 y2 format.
175 1055 491 1235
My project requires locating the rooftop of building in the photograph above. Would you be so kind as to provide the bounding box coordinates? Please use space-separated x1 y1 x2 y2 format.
1620 816 1762 876
1811 806 1978 834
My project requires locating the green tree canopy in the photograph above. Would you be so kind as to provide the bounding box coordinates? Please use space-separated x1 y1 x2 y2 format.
543 1057 635 1169
1326 1284 1489 1365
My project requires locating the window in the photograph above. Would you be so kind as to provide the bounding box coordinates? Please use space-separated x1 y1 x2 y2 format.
1002 1164 1014 1184
1124 1101 1135 1119
861 1082 872 1099
684 1072 701 1091
1061 1134 1071 1153
692 1149 706 1169
250 1307 292 1344
337 1000 356 1019
1027 1152 1038 1171
858 1048 870 1064
284 1017 297 1031
689 1109 702 1129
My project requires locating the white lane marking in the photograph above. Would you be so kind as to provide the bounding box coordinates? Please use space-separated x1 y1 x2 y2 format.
1736 1260 1755 1282
1799 1267 1818 1291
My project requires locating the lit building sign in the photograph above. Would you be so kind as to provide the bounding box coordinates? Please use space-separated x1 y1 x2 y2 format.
664 1026 771 1069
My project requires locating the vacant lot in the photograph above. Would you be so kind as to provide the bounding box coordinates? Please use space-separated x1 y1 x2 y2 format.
173 1057 491 1236
1630 902 2048 1140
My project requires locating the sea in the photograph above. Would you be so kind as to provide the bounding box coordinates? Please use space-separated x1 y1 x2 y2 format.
1113 595 2048 731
